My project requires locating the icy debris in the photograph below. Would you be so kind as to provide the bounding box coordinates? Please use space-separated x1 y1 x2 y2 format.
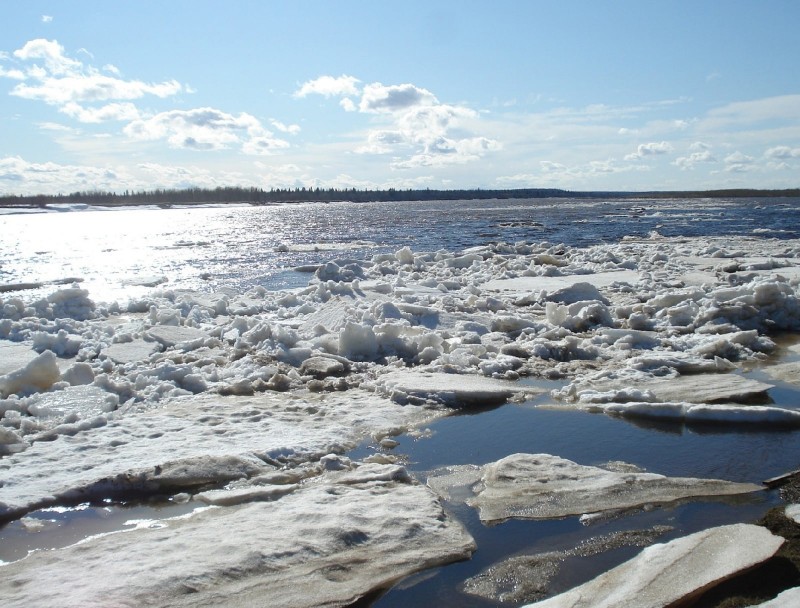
463 526 672 604
145 325 208 349
0 350 60 398
522 524 783 608
0 464 475 608
754 587 800 607
786 504 800 524
467 454 761 524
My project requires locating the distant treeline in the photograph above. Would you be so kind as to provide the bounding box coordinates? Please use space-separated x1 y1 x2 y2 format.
1 186 798 208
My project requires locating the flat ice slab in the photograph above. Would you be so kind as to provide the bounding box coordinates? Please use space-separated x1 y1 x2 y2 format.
467 453 761 524
0 390 438 522
145 325 207 348
100 339 159 364
0 464 475 608
482 270 640 295
374 370 538 407
574 373 773 405
522 524 784 608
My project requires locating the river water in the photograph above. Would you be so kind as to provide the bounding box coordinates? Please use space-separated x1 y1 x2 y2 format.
2 197 799 303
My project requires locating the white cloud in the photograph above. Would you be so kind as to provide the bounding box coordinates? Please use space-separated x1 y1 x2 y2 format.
124 107 289 154
765 145 800 159
294 75 360 98
702 95 800 129
624 141 673 160
358 82 438 113
3 39 183 109
41 15 53 23
723 151 755 173
269 119 301 135
0 155 134 194
59 101 140 123
674 150 717 170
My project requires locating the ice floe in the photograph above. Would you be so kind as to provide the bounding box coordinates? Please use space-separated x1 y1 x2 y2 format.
0 463 475 608
1 233 799 605
522 524 784 607
465 453 761 524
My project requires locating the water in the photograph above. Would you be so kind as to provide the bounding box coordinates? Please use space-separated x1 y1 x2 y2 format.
2 197 799 303
2 196 800 604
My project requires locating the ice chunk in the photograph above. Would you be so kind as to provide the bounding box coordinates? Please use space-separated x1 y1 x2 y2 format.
0 350 60 398
468 453 760 523
522 524 783 608
0 465 475 608
299 355 348 379
0 341 38 376
338 322 379 360
482 271 639 295
585 401 800 427
101 339 159 364
786 504 800 524
546 282 610 305
146 325 208 349
764 361 800 387
374 370 537 407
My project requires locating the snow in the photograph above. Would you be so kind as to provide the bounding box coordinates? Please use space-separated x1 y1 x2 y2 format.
465 453 761 524
522 524 784 608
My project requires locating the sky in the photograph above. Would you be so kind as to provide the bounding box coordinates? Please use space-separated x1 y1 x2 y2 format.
1 1 799 196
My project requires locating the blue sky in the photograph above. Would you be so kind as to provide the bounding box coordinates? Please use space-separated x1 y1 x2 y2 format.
1 1 799 195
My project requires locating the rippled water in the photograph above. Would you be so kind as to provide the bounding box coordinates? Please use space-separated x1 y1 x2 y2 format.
2 197 799 303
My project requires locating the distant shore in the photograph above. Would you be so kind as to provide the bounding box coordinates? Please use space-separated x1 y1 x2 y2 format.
1 186 799 209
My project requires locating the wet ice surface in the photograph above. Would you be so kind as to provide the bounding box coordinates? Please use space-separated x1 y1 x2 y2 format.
2 197 800 606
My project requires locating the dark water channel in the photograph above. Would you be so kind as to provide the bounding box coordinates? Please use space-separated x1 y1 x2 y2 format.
356 340 800 607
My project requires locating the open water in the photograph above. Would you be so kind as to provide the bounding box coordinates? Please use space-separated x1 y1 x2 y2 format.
2 197 800 303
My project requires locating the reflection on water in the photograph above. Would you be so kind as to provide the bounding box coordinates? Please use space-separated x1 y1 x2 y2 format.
2 197 800 303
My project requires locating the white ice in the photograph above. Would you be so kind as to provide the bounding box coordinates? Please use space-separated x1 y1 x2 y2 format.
522 524 784 608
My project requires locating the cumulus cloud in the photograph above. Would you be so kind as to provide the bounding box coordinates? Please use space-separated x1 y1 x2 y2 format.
2 39 183 112
294 75 360 98
723 151 755 173
624 141 673 160
765 146 800 159
59 101 140 123
0 39 295 158
358 82 438 113
299 74 498 168
124 108 289 154
42 15 53 23
0 155 133 194
674 142 718 170
269 119 301 135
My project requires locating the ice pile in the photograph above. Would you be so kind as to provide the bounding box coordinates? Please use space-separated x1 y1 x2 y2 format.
1 234 799 604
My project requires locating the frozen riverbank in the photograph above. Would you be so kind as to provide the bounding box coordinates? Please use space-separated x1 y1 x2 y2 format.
2 230 800 605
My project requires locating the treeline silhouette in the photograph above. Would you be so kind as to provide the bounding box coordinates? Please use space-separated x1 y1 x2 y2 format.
0 186 798 208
